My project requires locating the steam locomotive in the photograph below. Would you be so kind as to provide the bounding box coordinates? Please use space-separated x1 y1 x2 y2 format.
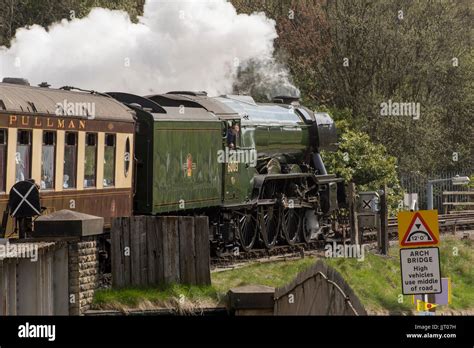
0 79 346 253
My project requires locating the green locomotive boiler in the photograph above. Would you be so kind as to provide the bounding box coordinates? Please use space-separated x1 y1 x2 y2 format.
109 91 345 253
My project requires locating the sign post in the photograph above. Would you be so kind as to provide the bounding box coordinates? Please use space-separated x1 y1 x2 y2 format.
414 277 451 313
398 210 441 315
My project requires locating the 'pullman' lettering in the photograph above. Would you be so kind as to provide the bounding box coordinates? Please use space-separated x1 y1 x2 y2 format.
6 114 88 130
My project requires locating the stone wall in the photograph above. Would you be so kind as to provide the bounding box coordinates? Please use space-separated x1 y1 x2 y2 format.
68 236 100 315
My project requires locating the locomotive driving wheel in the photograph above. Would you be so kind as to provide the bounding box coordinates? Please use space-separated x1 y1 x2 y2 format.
234 209 258 252
257 204 280 249
281 207 302 245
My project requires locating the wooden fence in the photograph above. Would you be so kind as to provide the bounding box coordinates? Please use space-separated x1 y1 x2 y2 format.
0 241 69 315
111 216 211 288
442 191 474 214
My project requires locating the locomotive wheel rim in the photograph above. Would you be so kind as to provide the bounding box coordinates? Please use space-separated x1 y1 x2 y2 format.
282 207 301 245
301 209 313 243
234 210 257 252
258 205 279 249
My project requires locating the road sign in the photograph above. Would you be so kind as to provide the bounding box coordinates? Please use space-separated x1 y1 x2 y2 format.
400 247 442 295
398 210 439 247
414 278 451 306
416 300 438 311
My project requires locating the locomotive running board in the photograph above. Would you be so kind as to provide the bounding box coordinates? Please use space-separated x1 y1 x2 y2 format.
220 173 344 210
253 173 343 197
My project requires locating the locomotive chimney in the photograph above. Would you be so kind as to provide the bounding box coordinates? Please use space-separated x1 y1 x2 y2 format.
272 95 300 105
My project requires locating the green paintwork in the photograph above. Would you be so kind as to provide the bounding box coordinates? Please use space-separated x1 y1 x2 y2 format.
223 160 257 205
132 106 224 214
151 121 223 214
134 97 315 213
221 121 310 206
240 123 310 160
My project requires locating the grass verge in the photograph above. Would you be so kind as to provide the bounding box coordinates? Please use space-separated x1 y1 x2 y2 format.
92 236 473 313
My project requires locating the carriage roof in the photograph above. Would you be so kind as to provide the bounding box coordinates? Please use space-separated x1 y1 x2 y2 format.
0 82 134 122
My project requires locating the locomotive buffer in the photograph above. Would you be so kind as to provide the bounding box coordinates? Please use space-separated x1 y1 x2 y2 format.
0 180 43 239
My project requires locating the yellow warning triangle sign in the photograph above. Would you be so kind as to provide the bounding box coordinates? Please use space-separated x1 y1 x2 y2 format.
401 212 439 247
416 300 438 311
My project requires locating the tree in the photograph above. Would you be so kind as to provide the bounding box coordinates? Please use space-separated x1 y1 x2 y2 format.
313 1 473 175
321 117 404 213
0 0 145 47
233 0 473 176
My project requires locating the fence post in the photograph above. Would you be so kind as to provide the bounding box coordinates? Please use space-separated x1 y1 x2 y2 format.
379 184 389 255
348 182 359 245
194 216 211 285
111 217 124 288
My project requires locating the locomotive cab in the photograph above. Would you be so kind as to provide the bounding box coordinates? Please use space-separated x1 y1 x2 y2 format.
224 119 241 149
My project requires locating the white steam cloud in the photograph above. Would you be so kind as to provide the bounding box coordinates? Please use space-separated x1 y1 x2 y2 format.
0 0 299 98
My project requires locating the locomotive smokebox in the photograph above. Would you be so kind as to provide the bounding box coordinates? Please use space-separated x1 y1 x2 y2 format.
314 112 338 152
309 112 338 175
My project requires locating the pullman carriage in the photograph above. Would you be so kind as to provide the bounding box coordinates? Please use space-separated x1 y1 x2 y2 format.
0 80 135 234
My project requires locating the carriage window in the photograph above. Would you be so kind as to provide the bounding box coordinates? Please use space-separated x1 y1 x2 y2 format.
84 133 97 188
104 134 115 187
41 131 56 189
16 130 32 183
64 132 77 189
0 129 7 192
124 137 131 177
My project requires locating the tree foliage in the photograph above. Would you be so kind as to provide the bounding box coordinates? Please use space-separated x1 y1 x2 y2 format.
233 0 473 177
0 0 144 47
322 119 404 212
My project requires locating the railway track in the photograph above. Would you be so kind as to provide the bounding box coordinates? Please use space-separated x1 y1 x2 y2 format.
211 212 474 268
388 212 474 236
211 240 325 268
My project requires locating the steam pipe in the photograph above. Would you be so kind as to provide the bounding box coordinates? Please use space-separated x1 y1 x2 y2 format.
312 152 327 175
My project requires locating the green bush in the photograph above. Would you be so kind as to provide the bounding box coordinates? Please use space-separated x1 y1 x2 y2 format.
322 118 404 214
